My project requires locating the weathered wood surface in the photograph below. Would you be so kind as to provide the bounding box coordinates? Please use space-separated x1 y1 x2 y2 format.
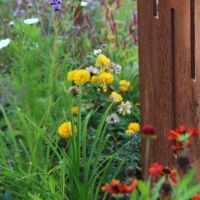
138 0 200 178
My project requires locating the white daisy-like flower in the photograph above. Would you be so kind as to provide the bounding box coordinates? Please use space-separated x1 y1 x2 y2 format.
85 66 99 75
106 113 120 125
8 21 14 26
118 101 132 116
80 1 88 7
93 49 102 56
24 17 39 25
0 38 11 50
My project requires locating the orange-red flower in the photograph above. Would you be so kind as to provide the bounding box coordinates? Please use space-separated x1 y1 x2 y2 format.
171 140 192 153
168 125 199 153
192 193 200 200
148 163 164 177
102 179 137 194
148 163 177 185
168 125 199 141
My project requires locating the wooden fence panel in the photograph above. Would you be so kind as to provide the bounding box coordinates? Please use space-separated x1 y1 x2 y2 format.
138 0 200 178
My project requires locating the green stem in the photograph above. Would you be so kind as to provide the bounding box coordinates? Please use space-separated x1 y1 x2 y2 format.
144 137 151 179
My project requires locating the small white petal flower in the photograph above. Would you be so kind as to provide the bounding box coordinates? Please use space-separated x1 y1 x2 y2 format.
85 66 99 75
8 21 14 26
24 17 39 25
94 49 102 56
106 113 120 125
118 101 132 116
0 38 11 49
110 62 122 74
80 1 88 7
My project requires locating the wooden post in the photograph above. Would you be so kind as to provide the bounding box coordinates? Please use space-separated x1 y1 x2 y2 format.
138 0 200 178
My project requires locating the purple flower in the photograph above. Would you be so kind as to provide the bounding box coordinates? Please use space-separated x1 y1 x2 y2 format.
49 0 62 11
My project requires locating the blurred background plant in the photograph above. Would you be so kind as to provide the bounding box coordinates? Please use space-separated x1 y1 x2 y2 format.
0 0 139 199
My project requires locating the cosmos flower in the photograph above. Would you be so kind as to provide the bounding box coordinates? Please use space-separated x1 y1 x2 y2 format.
118 101 132 115
0 38 11 49
24 17 39 25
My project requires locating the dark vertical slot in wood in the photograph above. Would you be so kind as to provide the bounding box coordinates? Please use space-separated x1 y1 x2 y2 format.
153 0 159 18
191 0 195 80
171 8 176 128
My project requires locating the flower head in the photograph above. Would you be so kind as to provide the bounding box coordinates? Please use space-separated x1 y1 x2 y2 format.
148 163 177 185
0 38 11 49
125 122 140 135
119 80 131 92
24 17 39 25
110 62 121 74
90 75 99 84
141 125 157 136
80 1 88 7
49 0 62 11
95 54 110 67
58 122 72 138
94 49 102 56
102 179 137 194
168 125 199 153
109 91 123 103
98 72 113 84
106 113 120 125
118 101 132 115
85 66 99 75
67 70 79 81
192 193 200 200
72 106 79 115
67 69 90 85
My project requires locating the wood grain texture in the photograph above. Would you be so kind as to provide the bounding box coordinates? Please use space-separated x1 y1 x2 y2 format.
138 0 200 179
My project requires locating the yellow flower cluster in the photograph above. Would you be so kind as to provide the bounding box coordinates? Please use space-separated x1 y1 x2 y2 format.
125 122 140 135
90 72 113 86
119 80 131 92
58 122 72 138
98 72 114 84
67 69 90 85
95 54 110 67
109 91 123 103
